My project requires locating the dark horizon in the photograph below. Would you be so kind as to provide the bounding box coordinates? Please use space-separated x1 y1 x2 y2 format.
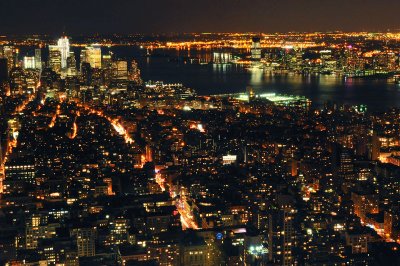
2 30 400 37
1 0 400 35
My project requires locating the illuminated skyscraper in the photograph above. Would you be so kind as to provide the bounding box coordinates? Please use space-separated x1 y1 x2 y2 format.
23 56 36 69
57 37 70 69
66 52 77 76
75 228 96 257
3 46 17 70
332 146 355 192
112 60 128 80
81 45 102 69
251 37 262 60
128 59 143 84
102 53 112 69
81 62 92 85
8 67 26 95
49 45 62 73
35 48 42 70
369 133 381 161
267 194 297 266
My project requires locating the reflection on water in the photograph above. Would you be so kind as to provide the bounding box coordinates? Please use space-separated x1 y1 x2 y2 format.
109 47 400 111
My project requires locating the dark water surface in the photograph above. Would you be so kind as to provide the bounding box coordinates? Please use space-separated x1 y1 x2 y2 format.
86 46 400 110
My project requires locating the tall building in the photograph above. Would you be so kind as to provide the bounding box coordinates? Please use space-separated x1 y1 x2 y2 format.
25 214 45 249
369 134 381 161
338 149 354 181
35 48 42 70
3 46 17 70
112 60 128 80
332 145 355 190
102 53 112 69
81 62 92 85
57 37 70 69
267 194 297 266
4 159 35 184
66 52 77 76
8 67 26 95
128 59 142 84
81 45 102 69
109 218 130 245
23 56 36 69
251 37 262 60
75 228 96 257
49 45 62 73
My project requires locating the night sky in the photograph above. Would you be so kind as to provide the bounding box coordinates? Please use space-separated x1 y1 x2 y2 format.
0 0 399 34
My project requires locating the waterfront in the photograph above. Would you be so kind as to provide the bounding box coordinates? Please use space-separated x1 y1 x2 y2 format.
108 47 400 111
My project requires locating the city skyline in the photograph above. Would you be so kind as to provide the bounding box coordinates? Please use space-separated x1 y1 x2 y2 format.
2 2 400 264
1 0 400 34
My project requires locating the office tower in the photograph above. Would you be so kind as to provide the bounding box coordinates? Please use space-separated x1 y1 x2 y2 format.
57 36 70 69
336 147 355 193
355 134 368 157
25 69 40 93
8 67 26 95
76 228 96 257
4 158 35 187
128 59 142 84
112 60 128 80
65 76 79 98
109 218 130 245
23 56 36 69
267 194 297 266
3 46 16 70
251 37 262 60
332 145 354 188
25 214 59 251
49 45 62 73
369 134 381 161
180 233 212 266
102 53 113 84
81 62 92 85
66 52 77 76
338 149 354 181
81 45 102 69
102 53 112 69
40 68 59 89
35 48 42 70
25 214 45 249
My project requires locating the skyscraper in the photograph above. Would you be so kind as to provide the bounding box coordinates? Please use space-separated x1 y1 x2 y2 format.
267 194 297 266
23 56 36 69
75 228 96 257
49 45 62 73
251 37 262 60
81 45 102 69
112 60 128 80
8 67 26 95
35 48 42 70
57 37 70 69
3 46 16 70
66 51 77 76
369 134 381 161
